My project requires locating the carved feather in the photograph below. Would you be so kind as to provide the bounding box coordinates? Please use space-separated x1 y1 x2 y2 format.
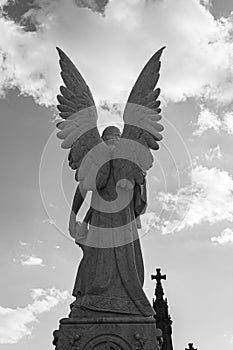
146 100 161 109
57 104 76 113
59 112 72 119
55 46 165 186
56 48 102 181
118 46 165 178
146 88 161 102
57 94 77 110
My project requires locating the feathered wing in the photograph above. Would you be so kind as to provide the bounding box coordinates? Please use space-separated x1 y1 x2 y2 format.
113 47 165 186
56 47 110 188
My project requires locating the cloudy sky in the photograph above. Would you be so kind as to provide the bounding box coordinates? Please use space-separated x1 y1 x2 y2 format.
0 0 233 349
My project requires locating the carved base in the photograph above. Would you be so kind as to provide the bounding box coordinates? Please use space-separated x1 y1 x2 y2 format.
53 317 162 350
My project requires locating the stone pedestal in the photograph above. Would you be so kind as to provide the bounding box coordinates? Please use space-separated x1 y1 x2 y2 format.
53 316 162 350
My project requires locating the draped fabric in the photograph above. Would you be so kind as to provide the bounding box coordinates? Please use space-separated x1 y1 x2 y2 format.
72 169 154 317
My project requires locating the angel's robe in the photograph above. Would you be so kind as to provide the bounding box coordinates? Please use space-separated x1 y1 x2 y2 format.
72 163 155 317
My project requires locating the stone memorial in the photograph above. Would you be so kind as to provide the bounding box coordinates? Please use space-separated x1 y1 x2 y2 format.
52 46 165 349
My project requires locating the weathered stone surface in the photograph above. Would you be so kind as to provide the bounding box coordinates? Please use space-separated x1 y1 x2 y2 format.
53 317 162 350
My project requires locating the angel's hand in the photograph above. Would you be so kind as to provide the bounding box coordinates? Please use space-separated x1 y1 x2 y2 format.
74 221 88 246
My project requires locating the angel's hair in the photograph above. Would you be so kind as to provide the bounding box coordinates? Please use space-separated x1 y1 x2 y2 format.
101 126 121 141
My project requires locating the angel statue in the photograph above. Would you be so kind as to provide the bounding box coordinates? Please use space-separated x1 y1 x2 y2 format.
56 47 165 319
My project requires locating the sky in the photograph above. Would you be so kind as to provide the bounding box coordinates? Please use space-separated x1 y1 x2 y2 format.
0 0 233 349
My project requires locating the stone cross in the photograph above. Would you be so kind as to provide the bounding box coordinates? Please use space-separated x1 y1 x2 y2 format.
185 343 197 350
151 268 166 283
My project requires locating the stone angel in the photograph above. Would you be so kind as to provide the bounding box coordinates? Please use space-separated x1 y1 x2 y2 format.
56 47 165 318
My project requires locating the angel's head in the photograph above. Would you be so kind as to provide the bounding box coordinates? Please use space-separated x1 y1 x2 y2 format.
102 126 121 146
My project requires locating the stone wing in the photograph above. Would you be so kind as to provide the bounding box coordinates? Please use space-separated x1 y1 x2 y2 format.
122 46 165 152
56 48 110 185
113 47 165 186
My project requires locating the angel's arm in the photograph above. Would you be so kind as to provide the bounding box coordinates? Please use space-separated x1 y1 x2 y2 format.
69 183 87 235
71 184 87 215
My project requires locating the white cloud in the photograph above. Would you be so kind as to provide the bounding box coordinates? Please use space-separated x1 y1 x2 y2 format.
211 227 233 245
42 218 56 225
223 333 233 344
205 145 222 161
140 211 160 234
0 0 8 7
200 0 212 6
1 0 233 106
20 255 44 266
157 164 233 233
19 241 30 246
0 287 70 344
74 0 108 13
193 106 221 136
0 16 58 105
223 112 233 134
193 107 233 136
